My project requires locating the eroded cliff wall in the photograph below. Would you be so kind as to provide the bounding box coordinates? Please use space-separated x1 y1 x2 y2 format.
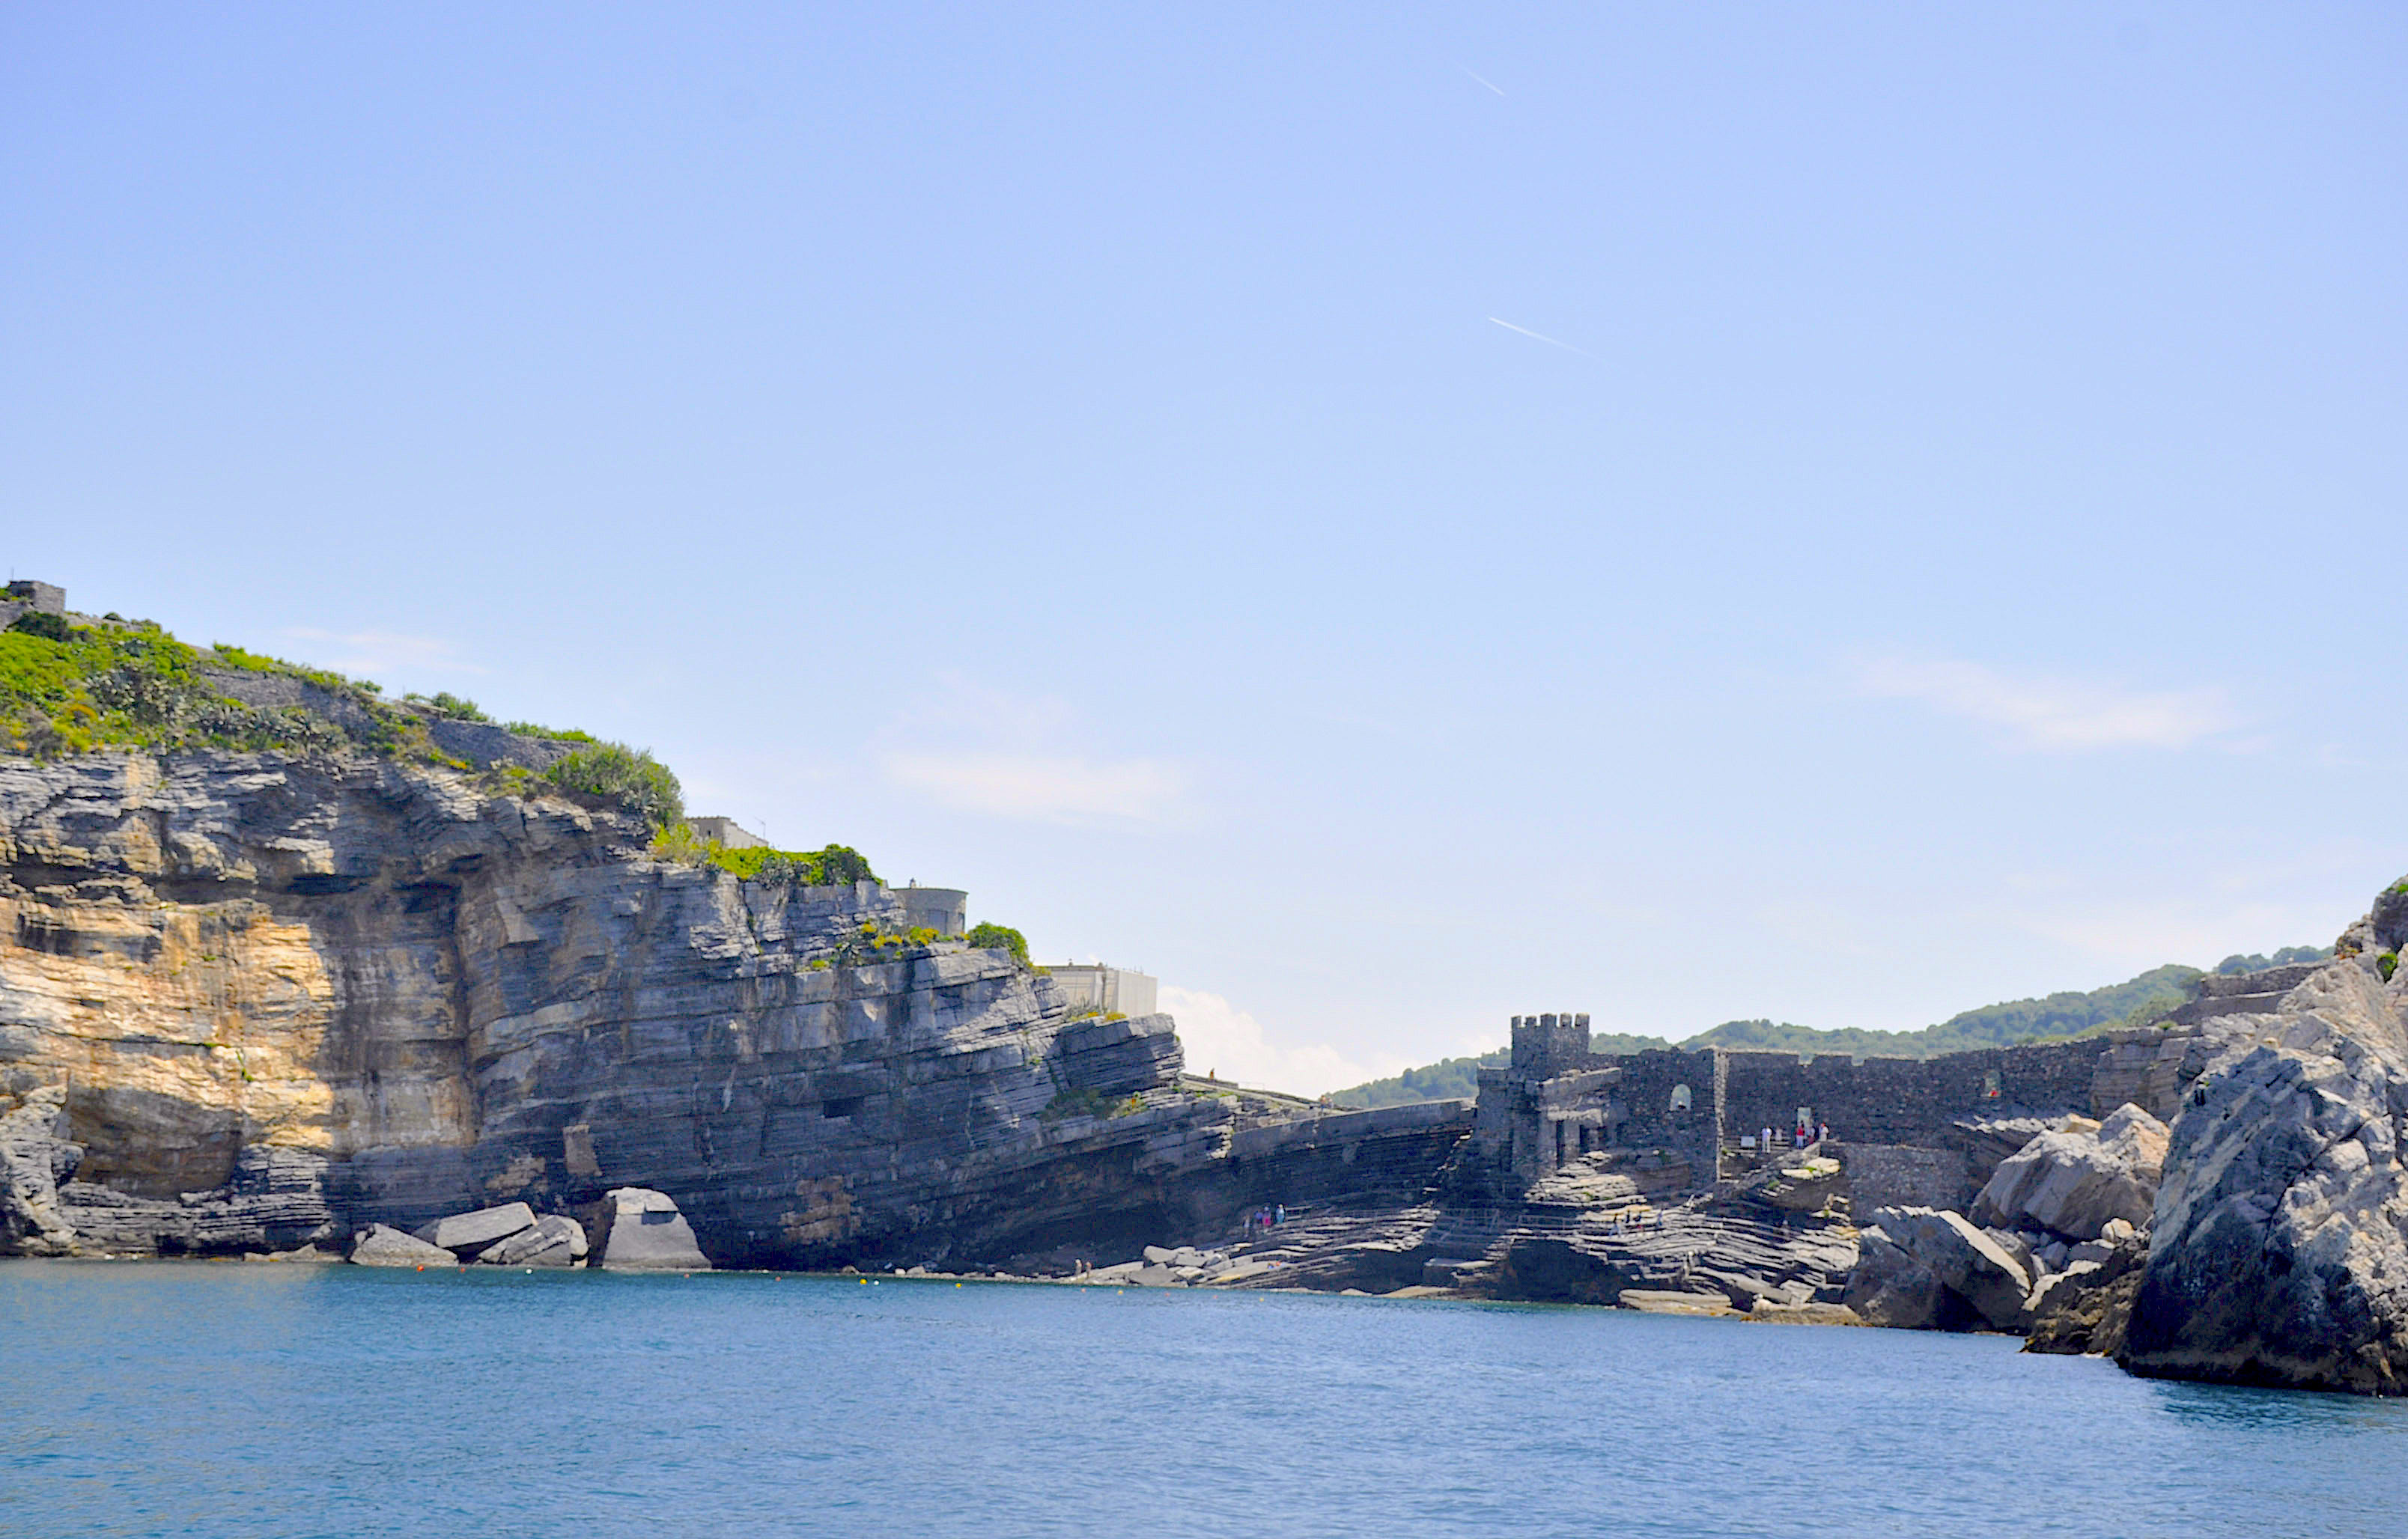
0 750 1263 1267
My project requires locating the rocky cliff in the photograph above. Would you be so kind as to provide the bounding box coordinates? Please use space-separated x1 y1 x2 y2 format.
2120 880 2408 1394
0 750 1270 1267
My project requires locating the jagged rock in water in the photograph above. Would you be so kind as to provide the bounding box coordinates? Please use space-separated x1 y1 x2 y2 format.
480 1213 586 1267
2123 881 2408 1395
1851 1206 2031 1330
0 1086 82 1255
2023 1225 2147 1356
1972 1103 2168 1240
350 1223 458 1267
592 1186 711 1271
415 1203 538 1257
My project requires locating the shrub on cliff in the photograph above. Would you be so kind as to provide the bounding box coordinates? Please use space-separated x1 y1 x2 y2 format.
697 841 879 887
541 742 684 830
2 621 372 758
966 922 1029 965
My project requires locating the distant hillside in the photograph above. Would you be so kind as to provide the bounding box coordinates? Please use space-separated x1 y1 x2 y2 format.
1327 950 2331 1109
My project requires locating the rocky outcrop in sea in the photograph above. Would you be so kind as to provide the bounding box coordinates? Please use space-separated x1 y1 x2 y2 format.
2120 882 2408 1394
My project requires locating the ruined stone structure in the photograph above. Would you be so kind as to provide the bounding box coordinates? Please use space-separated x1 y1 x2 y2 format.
0 579 67 632
1471 1009 2144 1209
1046 964 1158 1020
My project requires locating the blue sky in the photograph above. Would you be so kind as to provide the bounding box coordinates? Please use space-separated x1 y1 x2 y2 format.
6 4 2402 1091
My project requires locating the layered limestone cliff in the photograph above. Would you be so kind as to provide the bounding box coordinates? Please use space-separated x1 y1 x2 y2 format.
0 750 1250 1267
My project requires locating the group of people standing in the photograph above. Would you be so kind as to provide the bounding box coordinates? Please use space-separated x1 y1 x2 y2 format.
1245 1204 1286 1235
1760 1121 1831 1151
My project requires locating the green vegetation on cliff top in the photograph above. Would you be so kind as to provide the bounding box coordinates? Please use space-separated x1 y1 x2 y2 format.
1330 949 2334 1107
4 615 402 758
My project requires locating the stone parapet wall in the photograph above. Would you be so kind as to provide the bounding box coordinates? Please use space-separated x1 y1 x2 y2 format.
1717 1039 2097 1150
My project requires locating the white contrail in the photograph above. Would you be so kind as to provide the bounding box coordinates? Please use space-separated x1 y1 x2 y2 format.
1463 67 1506 97
1488 317 1591 357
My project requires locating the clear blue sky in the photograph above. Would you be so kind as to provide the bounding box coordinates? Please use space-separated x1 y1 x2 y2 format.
6 4 2402 1091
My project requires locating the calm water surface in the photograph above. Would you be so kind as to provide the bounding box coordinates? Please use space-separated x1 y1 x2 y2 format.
1 1261 2399 1538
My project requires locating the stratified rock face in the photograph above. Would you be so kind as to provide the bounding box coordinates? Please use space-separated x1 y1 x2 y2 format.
2123 878 2408 1396
0 751 1230 1267
1973 1103 2168 1241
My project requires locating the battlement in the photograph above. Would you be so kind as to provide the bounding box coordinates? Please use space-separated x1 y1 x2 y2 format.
1509 1011 1591 1075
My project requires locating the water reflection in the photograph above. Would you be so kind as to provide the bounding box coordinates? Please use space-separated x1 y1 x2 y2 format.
2150 1375 2408 1433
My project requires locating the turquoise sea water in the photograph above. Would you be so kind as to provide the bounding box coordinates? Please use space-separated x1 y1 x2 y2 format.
1 1261 2401 1538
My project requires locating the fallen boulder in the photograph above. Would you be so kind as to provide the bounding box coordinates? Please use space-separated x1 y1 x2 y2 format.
1973 1103 2168 1241
591 1187 711 1272
1854 1206 2031 1330
350 1224 460 1268
1843 1225 1959 1330
479 1213 588 1268
413 1202 538 1257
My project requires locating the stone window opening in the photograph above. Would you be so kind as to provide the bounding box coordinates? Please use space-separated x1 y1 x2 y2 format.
1670 1083 1691 1112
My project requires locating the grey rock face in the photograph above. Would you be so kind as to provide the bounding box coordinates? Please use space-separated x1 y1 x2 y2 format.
350 1223 459 1267
0 1086 81 1255
2123 883 2408 1395
2024 1225 2147 1356
592 1187 710 1271
414 1203 537 1256
1972 1103 2168 1241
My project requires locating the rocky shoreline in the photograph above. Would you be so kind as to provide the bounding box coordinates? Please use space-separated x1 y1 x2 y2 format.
1 743 2403 1394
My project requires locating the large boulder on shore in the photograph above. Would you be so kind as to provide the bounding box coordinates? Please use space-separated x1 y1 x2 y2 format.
350 1224 460 1268
590 1187 711 1272
480 1213 587 1268
2122 884 2408 1396
413 1202 537 1257
1973 1103 2168 1240
1848 1206 2031 1331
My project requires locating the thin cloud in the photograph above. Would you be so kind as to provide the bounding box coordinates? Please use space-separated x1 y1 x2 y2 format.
1488 317 1590 357
1856 656 2237 751
1462 67 1506 97
884 750 1185 824
1158 985 1399 1098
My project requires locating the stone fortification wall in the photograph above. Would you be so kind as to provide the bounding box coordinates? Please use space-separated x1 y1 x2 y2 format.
1603 1048 1720 1172
1717 1040 2097 1149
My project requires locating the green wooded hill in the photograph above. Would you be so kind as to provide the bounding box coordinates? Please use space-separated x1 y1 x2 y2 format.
1328 950 2330 1109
